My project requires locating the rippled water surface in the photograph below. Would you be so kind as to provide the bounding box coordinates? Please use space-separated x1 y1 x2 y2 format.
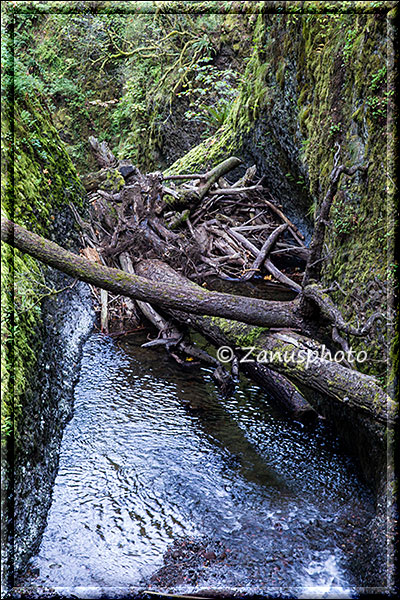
28 333 375 597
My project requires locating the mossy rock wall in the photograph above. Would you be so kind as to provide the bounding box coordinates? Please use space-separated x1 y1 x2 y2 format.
1 95 94 580
1 95 85 439
167 3 395 377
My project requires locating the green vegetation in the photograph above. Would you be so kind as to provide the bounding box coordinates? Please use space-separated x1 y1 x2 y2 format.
167 2 395 376
1 93 84 438
1 0 396 437
1 5 85 438
6 2 246 171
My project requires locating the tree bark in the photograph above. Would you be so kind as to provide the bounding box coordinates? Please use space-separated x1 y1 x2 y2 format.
1 217 302 329
2 218 393 425
134 259 394 427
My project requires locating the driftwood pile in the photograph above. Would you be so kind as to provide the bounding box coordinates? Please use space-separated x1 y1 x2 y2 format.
3 136 392 430
77 137 308 336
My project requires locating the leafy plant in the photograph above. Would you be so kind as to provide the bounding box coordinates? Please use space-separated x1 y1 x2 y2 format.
328 121 342 138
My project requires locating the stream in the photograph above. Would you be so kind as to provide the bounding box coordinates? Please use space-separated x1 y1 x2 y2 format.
24 332 375 598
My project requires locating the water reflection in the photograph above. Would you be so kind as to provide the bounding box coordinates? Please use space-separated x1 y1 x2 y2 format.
26 334 374 597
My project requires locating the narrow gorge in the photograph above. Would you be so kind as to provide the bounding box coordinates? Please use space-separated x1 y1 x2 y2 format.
1 2 397 599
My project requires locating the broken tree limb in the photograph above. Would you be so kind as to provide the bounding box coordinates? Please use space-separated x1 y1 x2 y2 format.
232 164 257 188
227 228 302 293
197 157 243 200
134 259 394 427
303 283 385 336
167 157 243 205
264 258 302 293
100 289 109 333
1 218 302 330
240 224 288 281
88 135 118 169
261 196 305 244
302 160 369 287
119 251 233 386
162 157 242 206
209 185 263 196
119 251 183 349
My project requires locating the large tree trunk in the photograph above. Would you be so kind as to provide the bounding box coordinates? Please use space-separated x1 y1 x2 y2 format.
1 217 393 427
134 259 395 427
1 217 302 329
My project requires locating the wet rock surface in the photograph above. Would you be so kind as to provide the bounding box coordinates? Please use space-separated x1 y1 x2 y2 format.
3 207 95 585
145 537 228 589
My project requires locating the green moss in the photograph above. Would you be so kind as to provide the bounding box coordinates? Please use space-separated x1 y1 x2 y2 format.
209 316 268 349
167 4 393 380
104 169 125 193
1 94 85 441
165 124 239 177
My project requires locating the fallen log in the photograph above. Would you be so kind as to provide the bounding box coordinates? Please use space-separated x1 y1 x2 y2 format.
164 157 242 205
1 217 302 330
117 251 314 418
134 259 394 427
227 228 302 292
134 259 316 421
3 219 392 425
240 224 288 281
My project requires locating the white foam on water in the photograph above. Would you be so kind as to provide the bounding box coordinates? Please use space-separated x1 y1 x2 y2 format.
298 552 355 599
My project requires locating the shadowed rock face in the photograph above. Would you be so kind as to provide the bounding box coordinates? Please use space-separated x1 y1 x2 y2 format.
6 205 95 581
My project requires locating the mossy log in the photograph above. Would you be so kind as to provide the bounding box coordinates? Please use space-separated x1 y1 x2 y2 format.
165 156 243 206
1 218 301 329
2 218 394 425
134 259 394 427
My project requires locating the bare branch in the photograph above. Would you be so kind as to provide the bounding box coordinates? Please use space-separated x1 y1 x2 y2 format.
303 283 385 336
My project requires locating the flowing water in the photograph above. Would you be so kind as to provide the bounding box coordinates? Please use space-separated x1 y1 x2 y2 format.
25 333 375 598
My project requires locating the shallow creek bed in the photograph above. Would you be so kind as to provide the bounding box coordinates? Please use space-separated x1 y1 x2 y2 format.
12 331 382 599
